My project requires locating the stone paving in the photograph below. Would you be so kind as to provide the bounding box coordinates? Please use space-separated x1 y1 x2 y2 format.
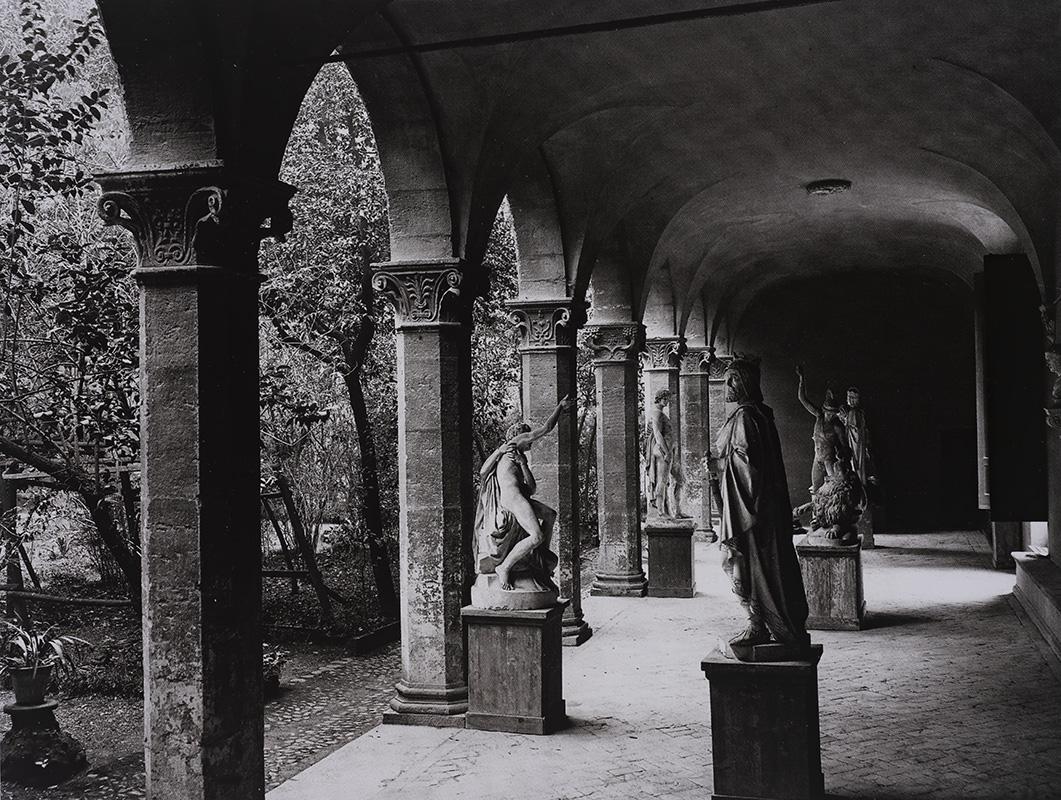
264 644 400 789
2 644 402 799
269 531 1061 800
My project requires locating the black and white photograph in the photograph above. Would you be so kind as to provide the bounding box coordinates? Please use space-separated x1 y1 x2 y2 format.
0 2 1059 798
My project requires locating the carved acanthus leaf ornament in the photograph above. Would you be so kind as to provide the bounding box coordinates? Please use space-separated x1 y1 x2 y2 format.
96 168 294 269
582 324 643 364
642 337 687 370
372 262 463 326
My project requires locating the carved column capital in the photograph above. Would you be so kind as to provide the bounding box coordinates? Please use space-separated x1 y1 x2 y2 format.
371 259 464 328
581 324 644 364
96 165 295 271
506 298 586 350
706 350 733 381
642 336 687 370
680 346 714 375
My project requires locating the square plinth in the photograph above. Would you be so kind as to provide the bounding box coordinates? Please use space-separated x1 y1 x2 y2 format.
701 645 825 800
645 518 696 597
796 538 866 630
462 602 567 734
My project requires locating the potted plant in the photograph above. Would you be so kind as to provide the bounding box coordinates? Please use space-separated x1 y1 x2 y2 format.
0 620 88 706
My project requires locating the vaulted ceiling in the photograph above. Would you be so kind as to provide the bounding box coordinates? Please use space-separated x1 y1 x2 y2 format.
100 0 1061 339
339 0 1061 334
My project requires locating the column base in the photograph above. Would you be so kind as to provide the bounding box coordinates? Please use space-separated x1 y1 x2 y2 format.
695 526 719 544
382 680 468 727
463 603 568 735
591 571 648 597
797 536 866 630
561 605 594 646
702 645 825 800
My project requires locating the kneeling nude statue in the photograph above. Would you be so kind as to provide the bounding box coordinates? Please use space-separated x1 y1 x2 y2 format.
472 396 573 608
710 358 811 659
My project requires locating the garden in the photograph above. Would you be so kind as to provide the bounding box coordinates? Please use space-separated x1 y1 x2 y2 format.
0 1 601 793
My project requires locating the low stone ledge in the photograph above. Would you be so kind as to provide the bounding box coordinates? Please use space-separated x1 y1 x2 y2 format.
1013 553 1061 662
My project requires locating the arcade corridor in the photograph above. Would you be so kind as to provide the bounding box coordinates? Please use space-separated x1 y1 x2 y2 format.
269 533 1061 800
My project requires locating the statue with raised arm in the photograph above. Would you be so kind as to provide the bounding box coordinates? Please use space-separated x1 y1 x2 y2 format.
793 375 866 545
644 388 686 519
796 366 850 500
472 396 574 609
710 357 810 658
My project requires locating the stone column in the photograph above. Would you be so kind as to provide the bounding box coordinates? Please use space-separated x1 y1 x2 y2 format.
98 166 294 800
508 299 592 646
584 324 648 596
706 351 732 449
680 347 716 540
373 259 472 725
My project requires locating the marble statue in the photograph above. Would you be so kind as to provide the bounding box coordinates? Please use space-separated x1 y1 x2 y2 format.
796 367 850 518
644 388 686 519
839 387 875 487
711 358 810 657
808 456 865 545
472 397 572 609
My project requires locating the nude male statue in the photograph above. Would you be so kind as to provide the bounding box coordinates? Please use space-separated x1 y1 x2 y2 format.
796 365 850 495
645 388 686 518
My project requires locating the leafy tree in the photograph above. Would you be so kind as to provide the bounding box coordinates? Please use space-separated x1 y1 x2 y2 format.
0 1 140 602
260 63 399 619
261 64 523 624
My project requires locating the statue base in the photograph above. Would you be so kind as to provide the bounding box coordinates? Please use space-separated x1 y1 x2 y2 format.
797 535 866 630
720 637 813 663
701 645 825 800
470 573 558 611
645 517 696 597
462 602 568 735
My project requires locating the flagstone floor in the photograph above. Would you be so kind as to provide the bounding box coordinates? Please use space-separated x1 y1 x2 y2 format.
268 531 1061 800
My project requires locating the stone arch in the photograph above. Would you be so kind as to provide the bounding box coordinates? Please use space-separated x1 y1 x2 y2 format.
507 149 569 299
343 23 461 262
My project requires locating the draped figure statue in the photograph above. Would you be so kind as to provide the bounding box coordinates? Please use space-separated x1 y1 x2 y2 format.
473 396 573 604
711 358 810 656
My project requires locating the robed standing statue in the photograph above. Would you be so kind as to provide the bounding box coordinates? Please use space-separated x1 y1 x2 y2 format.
711 357 810 657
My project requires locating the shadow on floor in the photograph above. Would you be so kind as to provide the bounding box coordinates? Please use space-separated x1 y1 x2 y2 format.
869 545 992 569
861 610 935 630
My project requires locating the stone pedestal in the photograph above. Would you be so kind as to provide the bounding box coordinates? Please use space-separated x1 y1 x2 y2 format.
701 646 825 800
508 298 591 646
797 536 865 630
645 517 696 597
462 602 567 735
584 324 648 597
2 699 87 788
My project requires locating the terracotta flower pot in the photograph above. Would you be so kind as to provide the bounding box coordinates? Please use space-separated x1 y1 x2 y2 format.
9 664 53 706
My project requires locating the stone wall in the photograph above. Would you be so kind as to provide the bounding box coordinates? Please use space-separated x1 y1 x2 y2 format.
734 272 977 531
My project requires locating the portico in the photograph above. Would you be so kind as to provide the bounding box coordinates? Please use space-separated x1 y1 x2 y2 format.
90 1 1061 797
